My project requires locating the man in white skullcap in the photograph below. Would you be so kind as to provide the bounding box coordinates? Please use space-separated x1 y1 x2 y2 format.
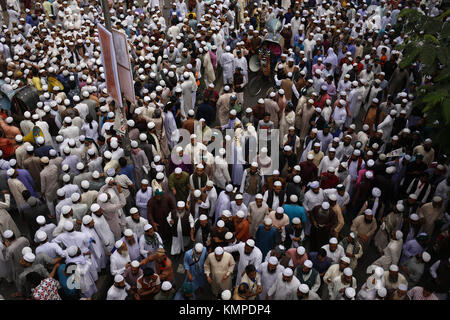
80 215 107 272
167 201 195 256
154 280 176 300
401 251 431 288
90 203 115 253
417 196 444 236
34 215 56 244
323 256 351 295
134 179 152 221
125 207 149 239
214 184 234 224
2 229 30 285
267 267 300 300
350 208 378 248
183 242 208 294
373 230 404 270
120 229 141 262
97 182 127 241
106 274 131 300
383 264 408 294
302 180 324 237
204 246 236 297
295 259 322 294
15 251 51 298
6 168 28 211
321 237 345 264
219 44 235 85
223 239 263 285
357 266 386 300
35 229 66 261
328 267 357 300
255 218 278 258
110 240 131 277
239 162 264 207
39 155 59 218
247 193 271 238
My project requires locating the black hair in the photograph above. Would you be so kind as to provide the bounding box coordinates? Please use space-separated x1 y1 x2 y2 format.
245 264 256 274
26 272 44 288
86 114 93 129
119 157 127 168
143 267 155 277
238 282 249 294
318 248 327 257
22 190 31 200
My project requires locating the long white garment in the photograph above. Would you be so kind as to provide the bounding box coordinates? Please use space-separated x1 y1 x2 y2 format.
258 262 285 300
92 213 115 252
81 224 107 271
120 235 141 262
328 276 357 300
167 211 194 256
110 250 131 276
214 191 231 223
372 239 403 270
267 272 301 300
107 283 130 300
125 217 149 239
223 242 263 285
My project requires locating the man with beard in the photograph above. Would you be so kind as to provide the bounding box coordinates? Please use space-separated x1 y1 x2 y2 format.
256 218 278 258
266 267 300 300
310 202 338 251
339 232 363 270
383 264 408 295
350 209 378 249
248 194 270 238
263 181 285 212
322 237 345 264
135 180 152 221
193 214 212 246
295 283 321 300
223 239 263 285
120 229 141 262
299 153 318 187
125 207 149 239
110 240 131 277
107 274 131 300
323 256 351 296
147 190 176 242
283 217 305 249
183 243 207 295
139 224 164 270
258 256 285 300
240 162 264 207
295 259 321 294
204 246 236 298
405 172 433 206
167 201 195 257
328 267 357 300
401 251 431 288
373 230 404 270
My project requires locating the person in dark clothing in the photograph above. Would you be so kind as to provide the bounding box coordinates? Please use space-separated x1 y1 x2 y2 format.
309 202 338 251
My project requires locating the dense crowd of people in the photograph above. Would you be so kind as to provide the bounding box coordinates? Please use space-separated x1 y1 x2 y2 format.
0 0 448 301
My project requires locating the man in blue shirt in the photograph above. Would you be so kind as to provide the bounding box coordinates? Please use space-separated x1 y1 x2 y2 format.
255 218 278 258
309 248 332 277
283 194 307 223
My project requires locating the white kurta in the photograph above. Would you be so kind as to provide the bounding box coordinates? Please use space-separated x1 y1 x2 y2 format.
223 242 263 284
267 272 301 300
167 211 194 256
258 262 285 300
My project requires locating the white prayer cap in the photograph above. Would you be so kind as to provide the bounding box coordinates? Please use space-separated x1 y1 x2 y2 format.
310 181 320 189
364 209 373 216
297 246 305 255
264 218 273 225
90 203 100 213
329 237 338 244
274 181 282 187
304 260 313 268
433 196 443 203
322 202 330 210
292 217 301 225
193 189 202 198
103 151 112 159
372 187 381 197
284 145 292 152
64 221 74 231
283 268 293 277
236 210 245 218
156 172 164 180
147 122 155 130
199 214 208 221
143 223 153 231
225 232 233 240
23 252 36 263
255 194 263 199
365 171 374 179
114 274 124 283
328 194 337 202
422 251 431 262
345 287 356 298
225 184 233 192
71 193 80 202
221 289 232 300
82 215 93 225
246 239 255 247
251 162 258 168
82 179 92 189
26 145 34 152
290 195 299 203
222 210 232 218
217 220 225 228
56 188 65 197
389 264 399 272
194 243 204 253
36 215 46 225
343 267 353 276
276 207 284 215
177 201 185 208
395 230 403 240
214 246 224 255
61 205 72 215
36 230 47 242
410 213 419 221
293 176 301 184
268 256 279 265
341 256 351 264
298 284 309 294
15 134 23 143
159 281 172 292
307 153 314 160
115 240 125 249
269 92 276 98
124 229 133 237
98 193 108 203
6 168 14 177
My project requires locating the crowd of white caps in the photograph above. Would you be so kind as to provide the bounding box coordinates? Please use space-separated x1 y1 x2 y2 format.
0 0 448 301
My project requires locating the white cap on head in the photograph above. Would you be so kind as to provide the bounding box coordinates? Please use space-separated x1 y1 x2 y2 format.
389 264 399 272
82 215 93 225
144 224 153 231
36 215 46 225
422 251 431 262
23 252 36 263
297 246 305 255
246 239 255 247
131 260 140 268
283 268 293 277
161 281 172 291
90 203 100 212
268 256 279 265
217 220 225 228
124 229 133 237
98 193 108 202
114 274 124 283
36 230 47 242
64 220 74 231
214 246 224 255
345 287 356 298
329 237 338 244
194 243 204 253
221 290 232 300
343 267 353 276
304 260 313 268
322 202 330 210
298 284 309 294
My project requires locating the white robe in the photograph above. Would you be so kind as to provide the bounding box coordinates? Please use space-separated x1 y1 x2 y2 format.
267 272 301 300
258 262 285 299
92 213 115 252
110 250 131 276
167 211 194 256
223 242 263 284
